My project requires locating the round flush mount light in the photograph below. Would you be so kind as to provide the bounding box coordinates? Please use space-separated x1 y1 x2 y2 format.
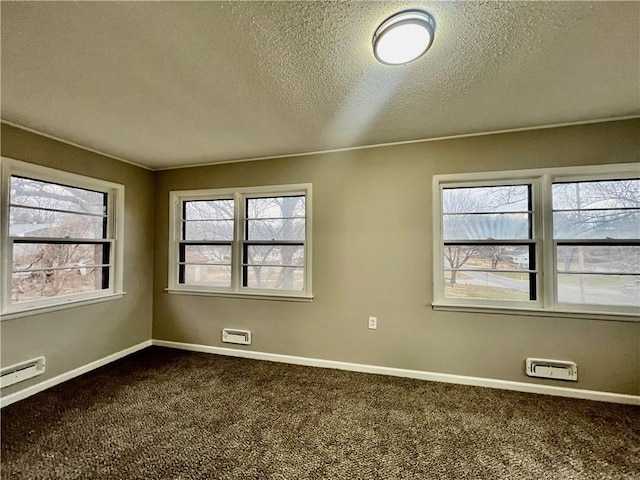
373 10 436 65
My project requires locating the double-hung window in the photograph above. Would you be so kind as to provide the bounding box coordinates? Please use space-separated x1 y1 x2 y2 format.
433 164 639 318
1 158 124 316
438 182 539 307
552 178 640 312
168 184 312 300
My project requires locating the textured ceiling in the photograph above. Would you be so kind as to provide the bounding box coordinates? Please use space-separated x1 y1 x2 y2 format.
1 1 639 169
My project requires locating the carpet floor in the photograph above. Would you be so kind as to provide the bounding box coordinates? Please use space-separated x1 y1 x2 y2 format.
1 347 639 479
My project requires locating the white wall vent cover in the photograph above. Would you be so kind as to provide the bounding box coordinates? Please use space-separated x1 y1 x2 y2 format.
526 358 577 382
1 357 46 389
222 329 252 345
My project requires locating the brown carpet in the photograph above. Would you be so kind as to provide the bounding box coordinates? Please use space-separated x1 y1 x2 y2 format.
1 347 638 479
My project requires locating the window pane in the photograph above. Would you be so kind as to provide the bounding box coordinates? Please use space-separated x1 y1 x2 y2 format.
12 267 105 303
246 195 306 241
244 266 304 290
552 179 640 210
13 243 106 271
247 196 305 219
557 274 640 307
10 176 106 215
443 186 529 213
553 210 640 239
443 245 533 271
183 245 231 265
185 200 234 221
247 219 305 241
184 220 234 241
10 206 105 239
443 213 530 240
183 199 234 241
552 179 640 239
557 245 639 274
246 245 304 266
183 265 231 287
444 272 533 301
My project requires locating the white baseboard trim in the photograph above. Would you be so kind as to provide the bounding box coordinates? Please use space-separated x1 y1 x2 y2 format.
153 339 640 406
3 339 637 407
0 340 152 408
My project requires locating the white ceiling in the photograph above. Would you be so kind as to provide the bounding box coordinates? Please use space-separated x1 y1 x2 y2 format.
1 1 638 170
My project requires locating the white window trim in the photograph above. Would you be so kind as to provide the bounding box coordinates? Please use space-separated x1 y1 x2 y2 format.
434 177 543 310
0 293 126 321
433 163 639 320
0 157 125 317
168 184 313 301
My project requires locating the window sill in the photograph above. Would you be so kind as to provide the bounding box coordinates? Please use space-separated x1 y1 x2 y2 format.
165 288 313 303
431 303 639 323
1 292 127 321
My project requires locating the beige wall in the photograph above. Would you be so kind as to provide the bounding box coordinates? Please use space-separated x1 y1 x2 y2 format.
1 119 638 400
0 124 155 397
154 119 640 395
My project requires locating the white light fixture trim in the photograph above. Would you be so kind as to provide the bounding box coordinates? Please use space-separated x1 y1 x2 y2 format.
373 10 436 65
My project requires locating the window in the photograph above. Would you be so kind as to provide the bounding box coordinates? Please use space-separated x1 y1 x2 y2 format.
440 183 539 305
1 158 124 316
168 184 312 300
552 179 639 309
433 164 639 318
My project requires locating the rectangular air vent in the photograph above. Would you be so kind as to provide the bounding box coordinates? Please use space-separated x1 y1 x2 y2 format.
526 358 577 381
222 328 251 345
1 357 46 388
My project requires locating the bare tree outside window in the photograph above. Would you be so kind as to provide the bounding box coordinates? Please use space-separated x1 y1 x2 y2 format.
9 176 112 304
441 185 533 301
245 196 305 291
181 199 233 287
437 174 639 309
176 189 308 294
553 179 640 307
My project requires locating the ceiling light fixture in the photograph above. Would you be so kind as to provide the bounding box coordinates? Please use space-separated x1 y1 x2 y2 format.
373 10 436 65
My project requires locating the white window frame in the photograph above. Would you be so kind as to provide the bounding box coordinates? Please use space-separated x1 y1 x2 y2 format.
167 184 312 301
433 163 639 320
0 158 125 318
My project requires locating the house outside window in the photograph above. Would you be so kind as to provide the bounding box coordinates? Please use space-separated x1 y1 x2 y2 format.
433 164 639 318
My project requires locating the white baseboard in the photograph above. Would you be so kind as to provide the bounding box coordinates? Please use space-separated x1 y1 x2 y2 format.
0 340 152 408
152 339 640 406
3 339 637 407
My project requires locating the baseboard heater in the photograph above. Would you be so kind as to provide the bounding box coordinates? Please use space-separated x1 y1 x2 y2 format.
222 329 251 345
526 358 577 381
1 357 46 388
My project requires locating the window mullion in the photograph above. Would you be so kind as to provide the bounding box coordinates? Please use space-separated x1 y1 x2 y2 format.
434 183 444 304
538 174 555 310
1 163 13 311
12 237 114 245
178 241 186 284
168 193 181 290
556 239 640 247
8 203 109 218
232 192 243 292
443 239 536 246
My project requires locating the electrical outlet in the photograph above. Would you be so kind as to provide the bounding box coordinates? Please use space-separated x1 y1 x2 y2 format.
368 316 377 329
